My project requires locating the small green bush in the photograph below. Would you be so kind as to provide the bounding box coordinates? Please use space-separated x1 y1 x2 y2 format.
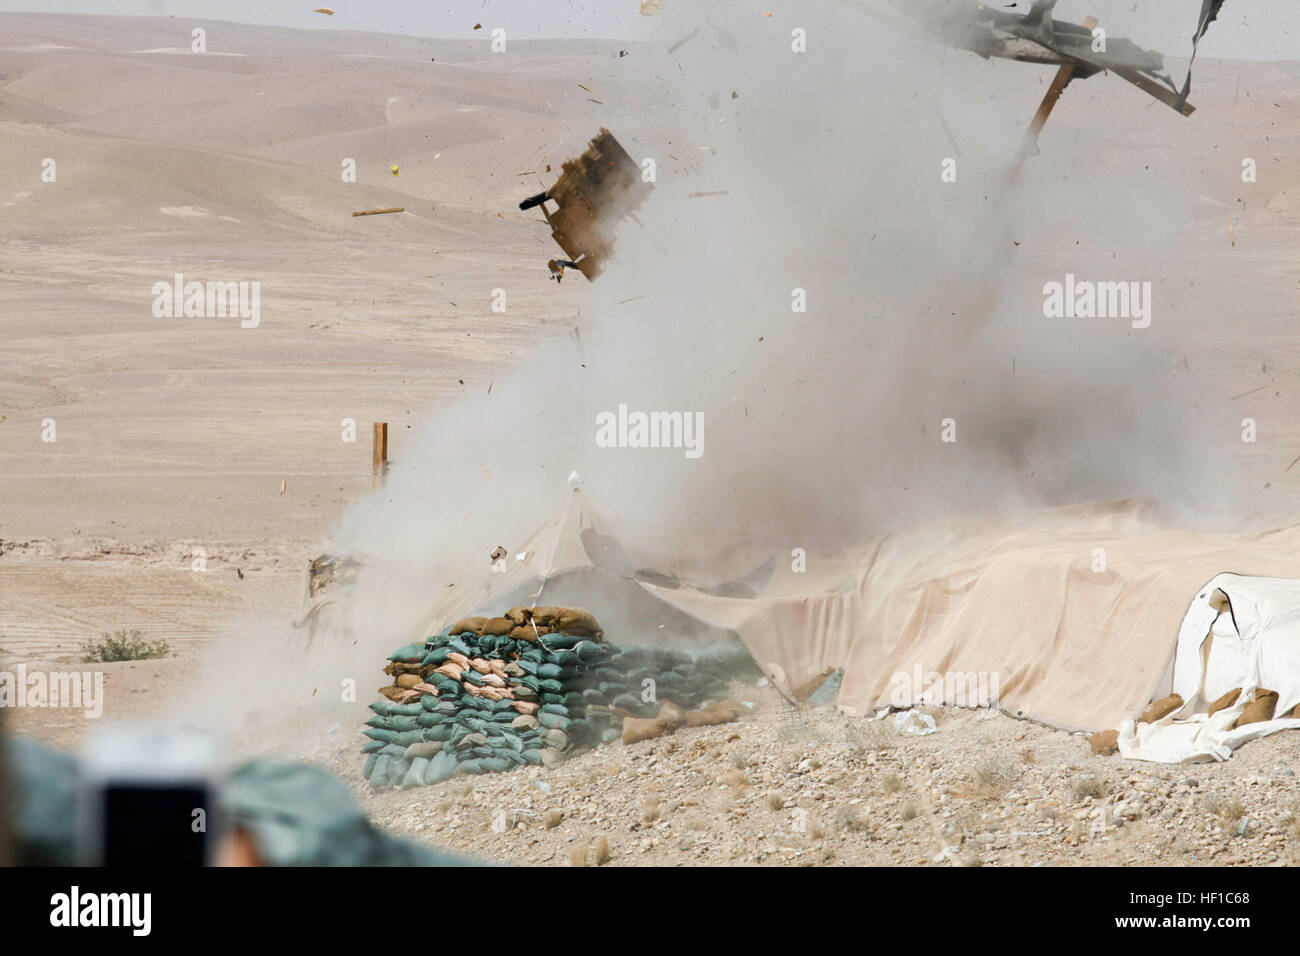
81 629 171 663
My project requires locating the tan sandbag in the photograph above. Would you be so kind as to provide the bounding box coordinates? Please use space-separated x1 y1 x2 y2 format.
449 616 487 636
394 689 421 704
511 714 539 730
1140 693 1183 725
505 606 531 626
468 658 492 675
395 673 421 690
553 606 602 637
1207 688 1242 717
412 682 439 697
512 700 539 716
378 685 405 701
1088 729 1120 755
482 673 506 688
622 716 672 745
684 699 747 727
481 617 514 636
529 606 562 627
383 661 423 678
656 699 686 730
510 625 539 642
488 660 507 677
433 663 464 681
1233 689 1278 728
445 651 471 669
462 683 489 698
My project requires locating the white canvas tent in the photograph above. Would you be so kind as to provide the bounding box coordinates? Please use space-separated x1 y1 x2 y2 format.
422 491 1300 762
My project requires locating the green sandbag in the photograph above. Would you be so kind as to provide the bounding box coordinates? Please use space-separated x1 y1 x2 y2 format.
495 750 526 767
430 674 461 696
365 727 397 743
463 670 486 687
545 649 581 667
402 758 430 789
371 700 424 717
390 730 425 747
423 725 454 742
538 662 567 680
372 714 422 732
369 754 392 786
514 659 539 676
457 759 486 775
600 727 621 744
383 758 410 788
611 693 641 712
538 678 564 694
362 739 385 755
540 692 565 706
424 751 458 785
540 703 569 716
363 753 378 778
539 634 584 651
538 712 572 731
517 676 540 692
380 743 407 758
500 732 524 752
422 647 452 667
521 749 542 765
417 712 444 728
477 757 512 773
582 689 608 705
520 648 545 664
563 693 587 709
573 640 607 661
446 638 473 657
489 699 516 713
388 642 427 662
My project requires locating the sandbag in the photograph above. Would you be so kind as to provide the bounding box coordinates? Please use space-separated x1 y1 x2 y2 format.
1140 693 1184 724
1207 687 1241 716
388 643 427 663
1234 689 1278 728
1089 729 1120 755
450 617 488 636
481 617 514 637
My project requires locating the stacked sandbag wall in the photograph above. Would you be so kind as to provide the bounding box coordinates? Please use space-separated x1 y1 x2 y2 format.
361 606 757 789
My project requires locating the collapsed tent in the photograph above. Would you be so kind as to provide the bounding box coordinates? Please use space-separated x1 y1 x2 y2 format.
423 492 1300 762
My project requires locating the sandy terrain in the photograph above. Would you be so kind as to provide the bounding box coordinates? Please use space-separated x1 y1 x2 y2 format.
2 13 1299 865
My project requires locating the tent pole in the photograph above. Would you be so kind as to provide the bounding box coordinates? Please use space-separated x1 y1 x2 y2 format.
1009 15 1098 184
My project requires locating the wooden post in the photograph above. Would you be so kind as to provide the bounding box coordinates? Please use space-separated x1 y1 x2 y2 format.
1009 15 1098 183
372 422 388 487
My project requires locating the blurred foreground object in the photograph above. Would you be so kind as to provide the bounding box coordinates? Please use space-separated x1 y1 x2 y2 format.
519 129 651 282
5 735 477 866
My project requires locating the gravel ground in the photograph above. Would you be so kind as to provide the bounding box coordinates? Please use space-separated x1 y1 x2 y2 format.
294 682 1300 867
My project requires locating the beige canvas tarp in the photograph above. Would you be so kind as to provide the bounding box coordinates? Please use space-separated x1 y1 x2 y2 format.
423 491 1300 733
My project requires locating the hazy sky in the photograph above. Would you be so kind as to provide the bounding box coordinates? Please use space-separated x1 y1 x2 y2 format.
0 0 1295 59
